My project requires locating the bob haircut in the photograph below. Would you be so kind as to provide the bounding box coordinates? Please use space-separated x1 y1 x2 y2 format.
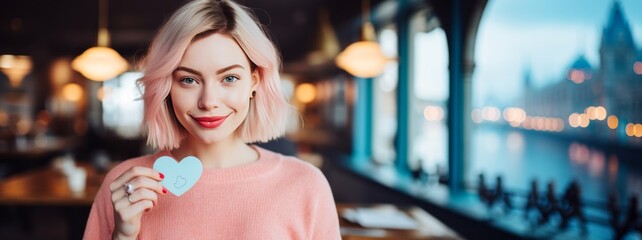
138 0 291 150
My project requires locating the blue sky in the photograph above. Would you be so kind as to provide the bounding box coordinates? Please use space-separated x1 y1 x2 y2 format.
473 0 642 106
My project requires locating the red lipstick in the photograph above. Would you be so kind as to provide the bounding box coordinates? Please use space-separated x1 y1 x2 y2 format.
193 115 228 129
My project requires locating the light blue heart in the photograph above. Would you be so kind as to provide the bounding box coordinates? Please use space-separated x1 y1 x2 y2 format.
153 156 203 197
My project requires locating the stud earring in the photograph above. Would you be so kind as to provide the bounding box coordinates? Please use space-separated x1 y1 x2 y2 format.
252 91 256 97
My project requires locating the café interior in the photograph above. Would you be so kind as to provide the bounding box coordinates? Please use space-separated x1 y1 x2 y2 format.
2 0 642 239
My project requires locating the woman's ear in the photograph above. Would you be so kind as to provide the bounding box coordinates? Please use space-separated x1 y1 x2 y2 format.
251 68 260 93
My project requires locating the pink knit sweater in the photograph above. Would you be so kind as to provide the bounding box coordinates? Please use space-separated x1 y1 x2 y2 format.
84 146 341 239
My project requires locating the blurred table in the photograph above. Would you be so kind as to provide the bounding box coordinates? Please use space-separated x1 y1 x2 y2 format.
0 163 105 206
337 203 462 240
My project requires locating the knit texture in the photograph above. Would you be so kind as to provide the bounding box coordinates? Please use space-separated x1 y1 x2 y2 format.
84 146 341 239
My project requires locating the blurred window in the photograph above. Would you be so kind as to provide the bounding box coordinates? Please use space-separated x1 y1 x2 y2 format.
372 25 398 165
469 0 642 200
409 9 450 176
102 72 144 139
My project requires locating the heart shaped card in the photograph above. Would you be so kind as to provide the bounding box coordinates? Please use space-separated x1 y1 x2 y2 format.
153 156 203 197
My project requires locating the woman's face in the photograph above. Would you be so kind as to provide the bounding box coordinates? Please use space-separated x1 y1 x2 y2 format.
170 33 258 145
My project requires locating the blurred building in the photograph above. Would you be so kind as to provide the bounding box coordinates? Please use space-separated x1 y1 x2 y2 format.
520 1 642 144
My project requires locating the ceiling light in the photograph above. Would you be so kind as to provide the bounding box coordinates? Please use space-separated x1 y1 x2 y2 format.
336 0 389 78
71 0 128 81
0 54 32 87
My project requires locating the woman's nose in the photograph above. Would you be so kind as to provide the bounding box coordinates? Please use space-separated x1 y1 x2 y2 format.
198 85 221 110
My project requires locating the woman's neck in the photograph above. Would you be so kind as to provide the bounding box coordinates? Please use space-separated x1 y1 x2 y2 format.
170 136 259 169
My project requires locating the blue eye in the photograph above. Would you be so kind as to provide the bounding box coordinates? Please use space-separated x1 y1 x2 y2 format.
223 75 239 83
180 77 197 84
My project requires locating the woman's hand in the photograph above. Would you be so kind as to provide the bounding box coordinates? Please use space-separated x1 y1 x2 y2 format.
109 166 166 240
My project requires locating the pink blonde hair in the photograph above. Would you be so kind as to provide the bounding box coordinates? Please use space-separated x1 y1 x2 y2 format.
138 0 291 150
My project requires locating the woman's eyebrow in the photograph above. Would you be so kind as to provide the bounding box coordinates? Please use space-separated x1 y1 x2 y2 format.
174 64 245 76
216 64 245 74
174 66 202 77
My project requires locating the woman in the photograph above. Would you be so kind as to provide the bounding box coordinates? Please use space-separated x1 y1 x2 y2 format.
83 0 341 239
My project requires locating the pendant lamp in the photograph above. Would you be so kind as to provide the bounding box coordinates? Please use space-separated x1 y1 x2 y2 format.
72 0 128 81
335 0 388 78
0 54 32 88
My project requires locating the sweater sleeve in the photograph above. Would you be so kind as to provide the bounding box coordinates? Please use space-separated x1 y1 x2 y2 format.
309 169 342 240
84 154 155 239
84 172 116 239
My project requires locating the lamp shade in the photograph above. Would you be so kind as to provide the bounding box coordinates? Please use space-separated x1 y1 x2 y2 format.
0 55 32 87
71 46 128 81
335 41 387 78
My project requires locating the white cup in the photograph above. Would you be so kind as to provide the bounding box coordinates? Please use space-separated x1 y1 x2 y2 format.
67 167 87 192
53 154 76 175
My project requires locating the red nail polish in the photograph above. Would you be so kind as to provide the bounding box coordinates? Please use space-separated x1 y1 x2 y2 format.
159 173 164 179
162 188 167 194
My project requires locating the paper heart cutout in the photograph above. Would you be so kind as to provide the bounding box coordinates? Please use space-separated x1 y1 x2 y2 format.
153 156 203 197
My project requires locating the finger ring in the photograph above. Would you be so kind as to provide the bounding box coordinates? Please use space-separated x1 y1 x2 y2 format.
127 195 134 203
124 183 134 195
